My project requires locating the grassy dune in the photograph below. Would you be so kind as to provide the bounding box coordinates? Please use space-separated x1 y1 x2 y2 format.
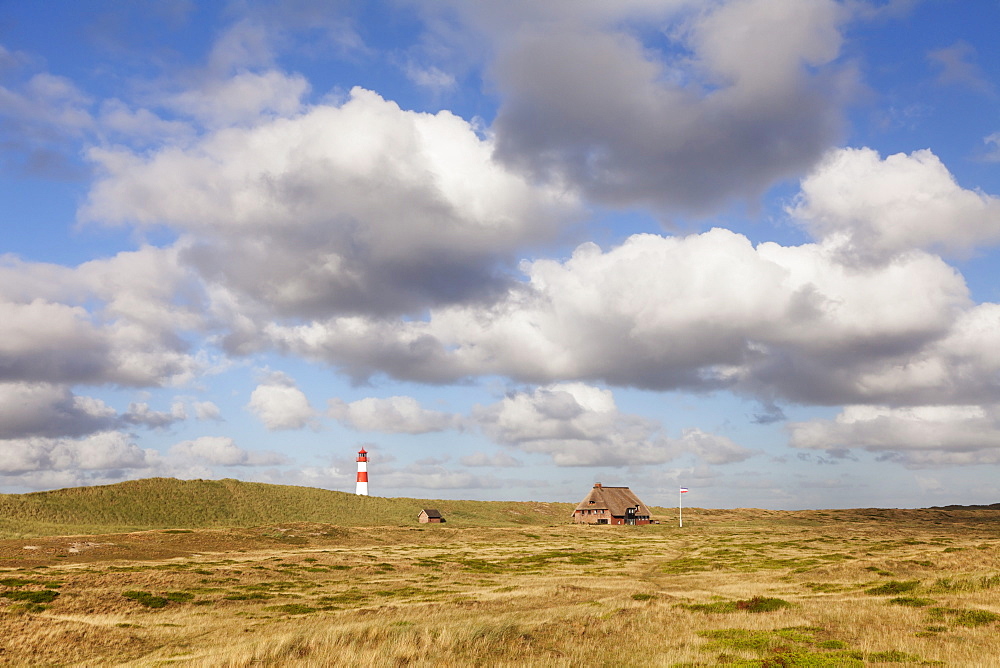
0 478 575 537
2 481 1000 665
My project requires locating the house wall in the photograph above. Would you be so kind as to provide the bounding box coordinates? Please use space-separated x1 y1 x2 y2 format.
573 509 611 524
572 511 652 526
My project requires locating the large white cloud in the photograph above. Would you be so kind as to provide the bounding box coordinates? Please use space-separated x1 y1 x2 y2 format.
0 383 117 439
828 302 1000 407
474 0 851 212
0 382 198 442
82 87 581 320
328 396 460 434
790 147 1000 261
0 247 204 387
788 404 1000 467
0 431 157 475
169 436 288 467
246 373 317 431
266 229 971 405
472 383 753 467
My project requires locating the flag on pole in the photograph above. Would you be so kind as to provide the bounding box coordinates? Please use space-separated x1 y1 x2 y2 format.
678 486 688 527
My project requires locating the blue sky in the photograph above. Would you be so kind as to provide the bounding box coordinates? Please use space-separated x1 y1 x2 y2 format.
3 0 1000 510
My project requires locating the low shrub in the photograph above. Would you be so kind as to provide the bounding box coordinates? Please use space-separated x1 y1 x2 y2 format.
928 606 1000 627
685 596 792 614
122 591 168 608
165 591 195 603
685 600 737 613
0 578 36 587
954 609 1000 627
736 596 792 612
865 580 919 595
224 592 271 600
866 649 921 662
889 596 934 607
2 590 59 603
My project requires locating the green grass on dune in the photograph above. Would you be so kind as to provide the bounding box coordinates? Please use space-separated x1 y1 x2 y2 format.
0 478 577 537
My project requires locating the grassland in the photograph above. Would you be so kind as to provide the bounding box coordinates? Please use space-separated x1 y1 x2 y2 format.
0 478 575 537
1 480 1000 666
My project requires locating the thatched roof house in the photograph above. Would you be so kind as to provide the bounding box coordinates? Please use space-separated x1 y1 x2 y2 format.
572 483 652 525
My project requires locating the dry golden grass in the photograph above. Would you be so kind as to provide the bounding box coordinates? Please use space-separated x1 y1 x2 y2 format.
1 507 1000 666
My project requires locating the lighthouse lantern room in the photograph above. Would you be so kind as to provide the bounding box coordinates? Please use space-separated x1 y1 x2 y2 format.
355 447 369 496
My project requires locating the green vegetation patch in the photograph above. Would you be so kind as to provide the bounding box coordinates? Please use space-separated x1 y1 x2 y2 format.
697 626 929 667
865 579 920 595
1 589 59 604
699 628 781 653
317 590 370 606
890 596 935 607
122 591 169 608
164 591 195 603
738 596 792 612
773 626 823 644
0 578 38 587
224 592 271 601
685 600 738 613
928 606 1000 628
865 649 922 663
803 582 850 593
685 596 792 614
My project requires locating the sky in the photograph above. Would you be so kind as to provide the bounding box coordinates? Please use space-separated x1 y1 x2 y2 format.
2 0 1000 510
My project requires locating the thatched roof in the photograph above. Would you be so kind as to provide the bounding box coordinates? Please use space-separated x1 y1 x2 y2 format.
419 509 443 518
573 484 650 517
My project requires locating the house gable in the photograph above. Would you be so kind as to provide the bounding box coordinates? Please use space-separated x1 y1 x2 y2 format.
417 509 445 523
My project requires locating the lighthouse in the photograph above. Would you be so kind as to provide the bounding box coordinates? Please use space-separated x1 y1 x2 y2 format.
355 447 369 496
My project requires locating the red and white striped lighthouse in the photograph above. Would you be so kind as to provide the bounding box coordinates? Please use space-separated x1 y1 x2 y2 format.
355 447 369 496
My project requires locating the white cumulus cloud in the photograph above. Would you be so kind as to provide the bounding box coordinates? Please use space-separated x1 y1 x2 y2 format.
473 383 753 467
791 147 1000 261
247 374 317 430
788 404 1000 467
328 395 460 434
170 436 288 466
82 87 581 322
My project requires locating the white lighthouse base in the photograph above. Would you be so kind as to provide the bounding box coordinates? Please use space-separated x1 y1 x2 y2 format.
356 482 368 495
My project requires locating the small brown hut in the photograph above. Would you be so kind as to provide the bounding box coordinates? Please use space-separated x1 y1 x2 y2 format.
572 483 651 525
417 509 445 523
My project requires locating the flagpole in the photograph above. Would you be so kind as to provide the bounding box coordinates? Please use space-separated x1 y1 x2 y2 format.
679 487 683 528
